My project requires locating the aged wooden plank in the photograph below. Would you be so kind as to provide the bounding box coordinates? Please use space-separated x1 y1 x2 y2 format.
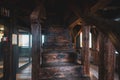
99 33 115 80
81 25 90 76
3 26 11 80
3 18 18 80
31 20 41 80
91 31 99 65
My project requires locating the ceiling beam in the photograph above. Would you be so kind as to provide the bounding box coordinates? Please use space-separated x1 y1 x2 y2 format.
67 0 85 29
69 18 81 29
30 1 46 21
67 0 120 54
30 6 41 20
90 0 112 13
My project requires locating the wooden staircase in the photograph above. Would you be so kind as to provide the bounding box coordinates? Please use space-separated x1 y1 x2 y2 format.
40 26 90 80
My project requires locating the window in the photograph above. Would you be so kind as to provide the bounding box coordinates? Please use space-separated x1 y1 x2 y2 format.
0 7 10 17
115 51 119 54
89 32 92 48
19 34 29 48
80 32 92 48
0 25 4 42
42 35 45 45
30 35 32 47
80 32 82 47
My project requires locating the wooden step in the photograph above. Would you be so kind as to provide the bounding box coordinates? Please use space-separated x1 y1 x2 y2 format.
42 52 77 64
42 62 79 67
40 65 84 79
40 77 90 80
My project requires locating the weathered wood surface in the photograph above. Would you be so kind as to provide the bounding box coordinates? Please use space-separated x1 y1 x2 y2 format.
91 31 99 65
43 52 76 63
43 26 75 64
44 26 73 50
81 25 90 76
40 26 89 80
3 27 11 80
31 21 41 80
3 16 18 80
99 33 115 80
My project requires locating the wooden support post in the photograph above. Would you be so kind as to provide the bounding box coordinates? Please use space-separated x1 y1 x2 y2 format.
92 33 99 65
99 33 115 80
76 34 80 49
3 17 18 80
31 19 41 80
28 33 31 62
118 54 120 79
3 26 11 80
81 25 90 76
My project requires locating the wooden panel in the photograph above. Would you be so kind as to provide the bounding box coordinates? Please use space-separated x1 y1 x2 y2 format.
31 22 41 80
43 52 76 63
44 26 73 50
99 33 115 80
81 25 90 76
43 26 77 64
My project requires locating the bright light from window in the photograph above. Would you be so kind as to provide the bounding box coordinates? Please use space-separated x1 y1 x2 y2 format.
0 32 4 42
114 18 120 21
0 24 4 31
80 32 82 47
19 34 29 48
42 35 45 44
80 32 92 48
30 35 32 47
89 33 92 48
115 51 119 54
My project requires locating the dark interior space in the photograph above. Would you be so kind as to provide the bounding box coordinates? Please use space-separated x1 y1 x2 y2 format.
0 0 120 80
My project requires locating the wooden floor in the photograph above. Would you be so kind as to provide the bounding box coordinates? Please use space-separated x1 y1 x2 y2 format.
0 61 3 79
16 64 31 80
0 59 118 80
90 64 119 80
16 64 95 80
16 63 119 80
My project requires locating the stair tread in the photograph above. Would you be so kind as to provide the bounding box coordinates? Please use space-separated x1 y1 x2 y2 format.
40 76 90 80
42 62 80 67
40 27 89 80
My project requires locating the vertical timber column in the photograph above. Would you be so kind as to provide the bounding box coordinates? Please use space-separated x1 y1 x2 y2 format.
3 24 11 80
76 34 80 49
92 33 98 65
3 13 18 80
28 33 31 62
99 33 115 80
118 54 120 80
81 25 90 76
31 19 41 80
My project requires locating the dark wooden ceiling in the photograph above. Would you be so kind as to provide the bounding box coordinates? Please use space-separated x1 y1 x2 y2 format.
1 0 120 52
0 0 120 26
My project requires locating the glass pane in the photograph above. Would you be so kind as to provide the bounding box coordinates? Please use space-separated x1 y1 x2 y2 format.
17 33 32 80
19 35 29 48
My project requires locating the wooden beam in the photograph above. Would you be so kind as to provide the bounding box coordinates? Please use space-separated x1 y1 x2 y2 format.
91 31 99 65
68 0 120 32
30 6 41 20
75 30 81 38
69 18 81 29
31 20 41 80
99 33 115 80
30 2 45 80
68 1 120 79
91 0 112 13
68 0 85 28
75 34 80 49
81 25 90 76
3 16 18 80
